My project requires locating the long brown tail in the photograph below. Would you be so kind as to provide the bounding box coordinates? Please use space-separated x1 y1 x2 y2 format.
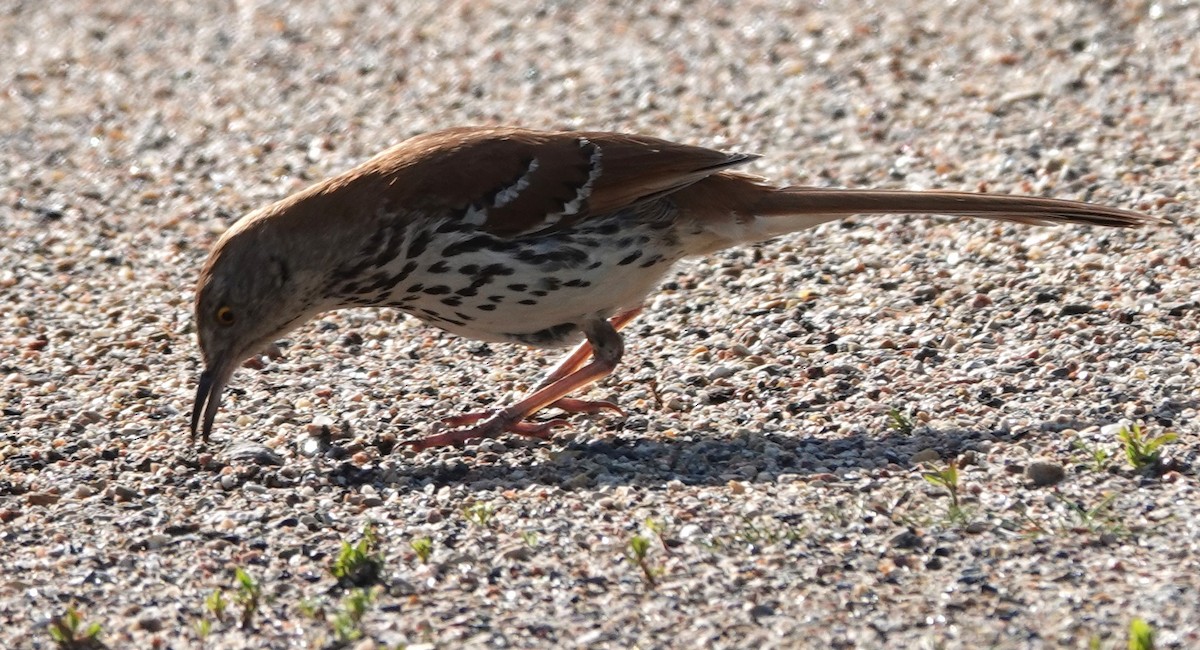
675 173 1164 250
753 187 1162 229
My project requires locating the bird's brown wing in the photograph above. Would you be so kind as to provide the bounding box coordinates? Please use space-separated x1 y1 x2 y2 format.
353 126 757 237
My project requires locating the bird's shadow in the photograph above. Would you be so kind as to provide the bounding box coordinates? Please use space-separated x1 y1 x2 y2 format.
326 420 1041 492
365 392 1195 491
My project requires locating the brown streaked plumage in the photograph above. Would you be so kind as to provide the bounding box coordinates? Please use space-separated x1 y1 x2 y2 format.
191 126 1164 449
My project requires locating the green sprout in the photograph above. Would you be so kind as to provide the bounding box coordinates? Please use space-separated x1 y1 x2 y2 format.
331 523 385 587
47 606 103 649
232 568 261 629
520 530 539 548
463 502 496 528
922 459 972 525
626 534 662 587
922 460 960 509
204 589 227 622
331 588 376 643
1128 617 1155 650
887 407 915 434
410 536 434 564
193 618 212 643
1072 436 1112 472
1116 423 1177 471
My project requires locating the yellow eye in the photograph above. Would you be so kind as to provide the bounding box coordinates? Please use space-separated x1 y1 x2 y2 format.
215 306 235 326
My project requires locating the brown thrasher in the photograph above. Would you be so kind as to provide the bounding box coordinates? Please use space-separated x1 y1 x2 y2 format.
190 126 1160 449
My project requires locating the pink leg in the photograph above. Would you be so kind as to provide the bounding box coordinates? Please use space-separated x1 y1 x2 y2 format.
440 307 642 426
533 307 643 390
408 309 641 450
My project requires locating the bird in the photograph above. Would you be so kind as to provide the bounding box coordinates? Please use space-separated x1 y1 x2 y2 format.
190 126 1161 449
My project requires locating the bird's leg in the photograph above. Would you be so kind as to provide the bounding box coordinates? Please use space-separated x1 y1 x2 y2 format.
440 307 642 427
408 313 631 450
537 306 642 414
439 337 604 428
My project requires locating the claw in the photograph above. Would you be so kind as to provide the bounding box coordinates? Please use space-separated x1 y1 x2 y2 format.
550 397 625 417
432 397 621 444
506 418 570 438
440 411 489 427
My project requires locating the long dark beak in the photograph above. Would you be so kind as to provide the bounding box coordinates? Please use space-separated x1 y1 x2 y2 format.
190 368 224 442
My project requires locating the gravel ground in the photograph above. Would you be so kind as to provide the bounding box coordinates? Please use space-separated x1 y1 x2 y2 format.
2 1 1198 648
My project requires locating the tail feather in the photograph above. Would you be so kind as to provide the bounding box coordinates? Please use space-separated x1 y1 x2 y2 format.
753 187 1162 230
674 174 1164 252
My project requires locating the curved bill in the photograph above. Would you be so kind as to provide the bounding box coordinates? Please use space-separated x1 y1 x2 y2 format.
190 368 225 442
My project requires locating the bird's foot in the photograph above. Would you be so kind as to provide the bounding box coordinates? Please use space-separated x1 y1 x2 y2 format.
404 398 624 451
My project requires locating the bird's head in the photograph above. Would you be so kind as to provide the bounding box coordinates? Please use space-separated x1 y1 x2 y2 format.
190 214 318 442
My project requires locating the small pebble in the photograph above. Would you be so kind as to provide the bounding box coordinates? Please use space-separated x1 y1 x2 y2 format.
1024 460 1066 487
910 448 941 465
26 492 59 506
1058 304 1093 316
494 544 533 563
965 521 989 534
970 293 993 309
136 614 164 632
224 442 284 466
144 533 172 550
707 364 736 380
299 436 328 457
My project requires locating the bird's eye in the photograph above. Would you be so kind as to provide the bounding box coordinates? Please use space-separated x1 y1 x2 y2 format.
215 306 235 326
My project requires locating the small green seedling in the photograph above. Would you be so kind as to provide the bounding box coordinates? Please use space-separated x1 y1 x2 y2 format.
887 407 915 434
296 598 322 619
1072 436 1113 472
47 606 103 649
194 588 227 644
1059 492 1123 536
193 618 212 643
1116 423 1177 471
331 523 385 587
520 530 539 548
331 588 376 643
626 534 662 587
1128 617 1155 650
922 461 959 509
204 589 227 622
463 502 496 528
410 536 434 564
922 459 972 525
232 568 261 629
